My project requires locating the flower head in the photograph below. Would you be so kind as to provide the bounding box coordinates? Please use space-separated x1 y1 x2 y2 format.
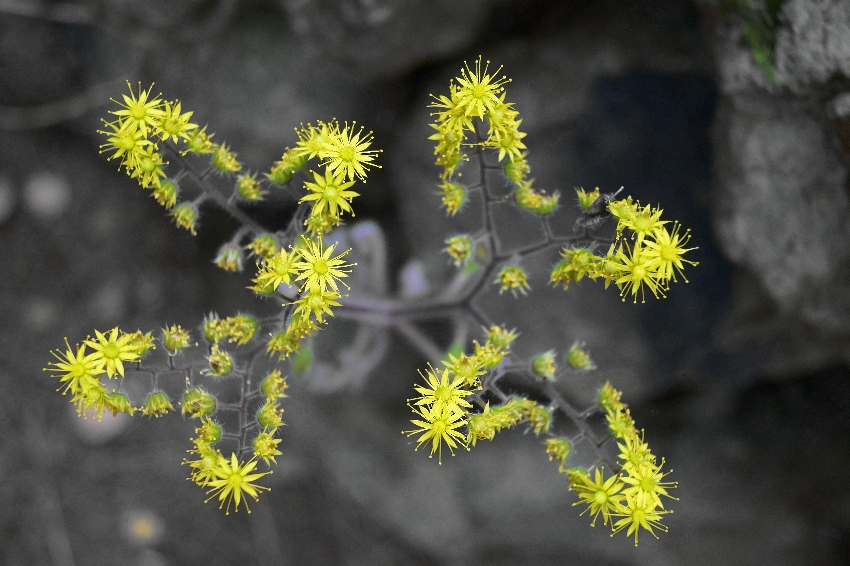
214 244 244 272
641 222 698 285
45 339 106 395
444 235 473 267
454 57 511 121
300 168 359 220
292 237 353 293
570 467 626 528
411 365 473 414
85 327 140 378
182 388 217 418
404 404 468 464
109 82 165 137
204 454 271 514
205 344 233 376
156 100 197 143
319 122 380 182
611 493 671 546
614 243 665 303
245 235 279 263
532 350 557 380
439 181 467 216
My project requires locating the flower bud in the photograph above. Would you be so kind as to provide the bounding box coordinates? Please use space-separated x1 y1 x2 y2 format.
182 388 216 418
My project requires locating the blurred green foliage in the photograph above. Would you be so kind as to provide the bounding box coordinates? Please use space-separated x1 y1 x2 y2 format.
722 0 788 82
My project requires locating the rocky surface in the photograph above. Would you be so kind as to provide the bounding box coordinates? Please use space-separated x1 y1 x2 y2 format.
698 0 850 377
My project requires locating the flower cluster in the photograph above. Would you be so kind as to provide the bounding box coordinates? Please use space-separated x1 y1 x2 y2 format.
183 419 272 515
429 57 557 215
182 369 287 514
98 83 208 229
277 119 381 236
44 328 148 419
404 325 520 463
566 382 677 546
417 59 682 546
552 192 698 302
259 237 353 360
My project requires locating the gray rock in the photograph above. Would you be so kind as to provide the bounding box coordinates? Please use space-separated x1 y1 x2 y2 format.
277 0 500 79
700 0 850 376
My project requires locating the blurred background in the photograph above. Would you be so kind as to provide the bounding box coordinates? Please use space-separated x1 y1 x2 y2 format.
1 0 849 564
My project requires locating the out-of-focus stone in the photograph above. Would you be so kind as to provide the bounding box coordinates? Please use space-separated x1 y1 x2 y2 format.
277 0 500 79
700 0 850 375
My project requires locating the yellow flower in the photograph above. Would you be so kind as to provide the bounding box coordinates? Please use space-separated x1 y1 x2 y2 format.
439 181 466 216
292 237 353 293
442 352 485 388
45 339 106 395
411 365 473 414
224 314 258 345
570 467 626 528
619 459 678 509
454 56 511 121
532 350 557 380
183 125 216 154
123 329 156 357
642 222 698 285
404 404 468 465
152 179 178 209
261 369 289 399
204 314 228 343
156 99 197 143
252 248 298 294
214 244 244 272
129 147 167 189
205 454 271 514
69 374 107 419
319 122 380 182
104 392 135 416
575 187 600 211
545 438 572 470
611 493 671 546
109 81 165 137
444 235 473 266
614 242 665 303
293 287 342 323
85 327 140 378
481 125 527 162
293 121 338 160
566 341 596 370
182 388 216 418
98 120 152 170
300 168 359 220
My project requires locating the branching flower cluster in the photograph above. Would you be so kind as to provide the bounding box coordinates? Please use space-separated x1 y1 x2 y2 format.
405 58 699 544
47 84 380 513
43 62 695 545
